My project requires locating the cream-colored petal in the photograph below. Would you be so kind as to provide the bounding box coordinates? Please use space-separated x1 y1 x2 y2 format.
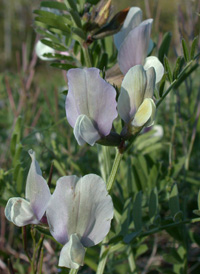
144 56 164 83
131 98 156 127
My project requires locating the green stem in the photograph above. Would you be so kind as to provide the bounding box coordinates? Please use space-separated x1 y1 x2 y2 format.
82 44 92 67
141 217 200 238
69 269 79 274
107 149 123 192
96 238 110 274
156 60 198 108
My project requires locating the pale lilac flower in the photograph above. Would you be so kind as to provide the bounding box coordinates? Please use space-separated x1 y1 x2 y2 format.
114 7 164 83
118 65 156 133
46 174 113 269
65 68 118 146
5 150 51 227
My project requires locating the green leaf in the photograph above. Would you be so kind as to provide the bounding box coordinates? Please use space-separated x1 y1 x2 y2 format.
198 190 200 210
159 74 166 97
10 134 17 156
173 56 184 80
16 167 24 194
182 39 190 62
40 1 67 10
69 10 82 28
133 191 142 232
35 28 61 43
163 249 182 264
164 56 173 82
50 63 77 71
64 0 78 12
35 16 70 33
34 10 71 25
190 36 199 59
98 52 108 70
169 183 180 218
71 27 86 41
135 244 148 259
120 198 132 236
149 187 158 222
123 231 141 244
41 39 67 51
173 210 183 222
193 209 200 216
158 32 172 62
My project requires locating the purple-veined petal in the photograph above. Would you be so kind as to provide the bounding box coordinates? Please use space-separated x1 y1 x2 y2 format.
25 150 51 221
73 115 101 146
118 65 147 123
65 68 118 136
58 234 85 269
131 98 156 127
118 19 153 75
4 197 39 227
114 7 142 50
46 174 113 247
144 67 156 99
144 56 164 83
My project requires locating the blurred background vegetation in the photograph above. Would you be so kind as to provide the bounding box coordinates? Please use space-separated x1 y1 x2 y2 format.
0 0 200 273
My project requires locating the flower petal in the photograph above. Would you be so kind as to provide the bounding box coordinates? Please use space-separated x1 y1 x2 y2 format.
58 234 85 269
114 7 142 50
46 175 79 244
144 67 156 99
46 174 113 247
73 115 101 146
144 56 164 83
65 68 118 136
35 40 55 61
118 65 147 123
25 150 51 221
5 197 39 227
131 98 156 127
118 19 153 75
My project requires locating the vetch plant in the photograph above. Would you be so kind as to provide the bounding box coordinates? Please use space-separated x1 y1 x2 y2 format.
3 0 200 273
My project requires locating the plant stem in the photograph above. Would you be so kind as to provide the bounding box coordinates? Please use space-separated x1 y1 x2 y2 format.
96 238 110 274
69 269 79 274
141 217 200 238
107 149 123 192
82 44 92 67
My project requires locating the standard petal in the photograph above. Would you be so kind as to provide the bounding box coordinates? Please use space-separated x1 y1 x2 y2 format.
35 40 56 61
46 174 113 247
73 115 101 146
77 174 113 247
118 19 153 75
46 175 80 244
114 7 142 50
58 234 85 269
118 65 147 123
144 56 164 83
5 197 39 227
131 98 156 127
25 150 51 221
144 67 156 99
65 68 118 135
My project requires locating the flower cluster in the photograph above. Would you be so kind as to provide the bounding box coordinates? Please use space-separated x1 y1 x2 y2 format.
65 7 164 146
5 151 113 269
